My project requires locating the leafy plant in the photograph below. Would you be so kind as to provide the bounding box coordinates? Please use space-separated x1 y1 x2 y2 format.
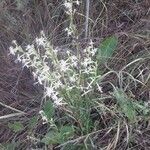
8 121 24 132
0 142 19 150
41 125 74 145
9 31 119 148
28 116 38 129
97 36 118 63
43 100 55 121
62 87 94 134
113 88 137 121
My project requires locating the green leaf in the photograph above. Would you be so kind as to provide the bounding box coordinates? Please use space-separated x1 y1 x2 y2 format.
28 116 38 129
41 126 74 145
43 100 55 120
59 125 74 141
113 89 136 121
96 36 118 63
41 130 58 145
8 121 24 132
1 142 19 150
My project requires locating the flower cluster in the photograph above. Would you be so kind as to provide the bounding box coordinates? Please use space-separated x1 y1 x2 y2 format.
64 0 80 37
64 0 80 14
9 30 103 109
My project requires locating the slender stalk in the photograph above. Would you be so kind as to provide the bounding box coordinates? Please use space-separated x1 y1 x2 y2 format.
85 0 90 38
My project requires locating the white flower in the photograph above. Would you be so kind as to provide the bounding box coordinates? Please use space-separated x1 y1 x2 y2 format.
78 85 84 91
22 58 30 67
66 86 74 91
144 101 150 107
54 81 63 89
15 55 22 63
40 30 45 37
51 93 64 106
32 72 38 79
82 58 92 67
36 37 46 46
70 55 78 67
41 64 49 74
59 59 69 72
97 84 103 93
39 110 48 124
66 50 70 55
45 86 55 97
70 55 77 61
53 97 65 106
37 73 48 84
91 48 97 56
69 75 76 83
64 1 72 12
83 65 95 74
26 44 34 51
53 48 58 55
65 27 73 36
83 40 97 56
53 72 61 80
54 98 63 106
9 46 16 55
75 0 80 5
89 39 94 46
37 76 43 84
86 81 93 90
84 68 90 74
12 40 17 46
51 93 58 101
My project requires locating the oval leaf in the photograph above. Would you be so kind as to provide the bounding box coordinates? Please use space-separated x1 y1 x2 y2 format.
113 89 136 121
43 100 55 120
8 121 24 132
96 36 118 63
